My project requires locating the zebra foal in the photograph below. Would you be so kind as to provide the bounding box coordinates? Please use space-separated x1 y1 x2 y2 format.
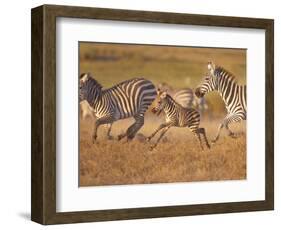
79 73 157 142
195 62 246 143
158 83 209 117
147 89 210 150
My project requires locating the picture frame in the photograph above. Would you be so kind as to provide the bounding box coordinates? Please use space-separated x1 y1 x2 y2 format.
31 4 274 225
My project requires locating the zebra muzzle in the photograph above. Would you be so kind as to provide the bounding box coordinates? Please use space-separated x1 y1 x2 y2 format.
152 107 161 116
195 88 204 98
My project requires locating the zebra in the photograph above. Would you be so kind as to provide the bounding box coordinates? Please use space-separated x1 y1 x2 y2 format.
173 88 194 108
79 73 157 142
158 83 194 108
195 62 247 143
158 83 209 116
146 89 210 150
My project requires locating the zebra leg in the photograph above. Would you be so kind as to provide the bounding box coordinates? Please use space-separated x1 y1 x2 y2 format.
223 114 245 138
212 123 224 143
197 128 210 149
196 132 204 150
106 123 114 140
127 115 145 140
213 114 243 143
150 126 172 150
225 123 236 138
225 114 245 138
92 117 113 143
92 120 100 143
146 123 168 142
191 128 203 150
117 115 144 141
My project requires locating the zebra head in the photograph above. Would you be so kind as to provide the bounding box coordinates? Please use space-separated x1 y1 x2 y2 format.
195 62 218 98
151 89 168 116
79 73 102 105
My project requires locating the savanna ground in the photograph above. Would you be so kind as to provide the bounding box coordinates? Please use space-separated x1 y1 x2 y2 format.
79 42 247 186
80 116 246 186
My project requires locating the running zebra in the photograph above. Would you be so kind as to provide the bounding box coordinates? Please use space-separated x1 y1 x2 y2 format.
147 89 210 150
158 83 209 116
174 88 209 116
79 73 157 142
195 62 247 143
158 83 194 108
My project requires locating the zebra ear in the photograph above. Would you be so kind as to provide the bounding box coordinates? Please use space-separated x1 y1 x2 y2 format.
161 91 167 98
80 73 89 83
157 88 161 95
207 61 215 75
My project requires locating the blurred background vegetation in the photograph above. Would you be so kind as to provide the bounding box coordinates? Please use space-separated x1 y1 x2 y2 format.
79 42 246 116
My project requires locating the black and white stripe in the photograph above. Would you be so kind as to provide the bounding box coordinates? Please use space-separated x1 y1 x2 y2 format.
158 84 209 116
195 62 246 143
147 90 210 150
173 88 194 108
79 73 157 142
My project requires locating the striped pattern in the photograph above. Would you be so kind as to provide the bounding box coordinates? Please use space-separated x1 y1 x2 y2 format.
158 84 209 116
195 62 246 142
173 88 194 108
79 73 157 142
147 90 210 150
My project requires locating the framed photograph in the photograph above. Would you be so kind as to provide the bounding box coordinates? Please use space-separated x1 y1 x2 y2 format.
31 4 274 225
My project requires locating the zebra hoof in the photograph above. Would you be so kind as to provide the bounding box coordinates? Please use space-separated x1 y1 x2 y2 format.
211 139 217 144
229 133 239 138
126 137 134 142
118 133 128 141
149 145 156 151
107 135 114 140
92 136 97 144
135 133 146 143
146 137 151 142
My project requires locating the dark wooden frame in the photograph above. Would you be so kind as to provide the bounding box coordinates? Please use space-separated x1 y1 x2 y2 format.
31 4 274 225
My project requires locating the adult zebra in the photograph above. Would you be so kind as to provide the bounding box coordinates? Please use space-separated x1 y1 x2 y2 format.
79 73 157 142
147 89 210 150
195 62 246 143
173 88 194 108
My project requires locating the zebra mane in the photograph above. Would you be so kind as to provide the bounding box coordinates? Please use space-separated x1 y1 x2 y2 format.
79 72 103 90
115 77 146 87
214 66 238 83
165 93 182 107
87 77 103 90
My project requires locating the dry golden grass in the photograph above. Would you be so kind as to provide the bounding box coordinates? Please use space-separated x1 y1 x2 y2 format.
79 115 246 186
79 43 247 186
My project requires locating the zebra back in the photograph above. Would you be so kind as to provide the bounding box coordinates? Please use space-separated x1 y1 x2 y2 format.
173 88 194 108
213 66 247 115
93 77 157 119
